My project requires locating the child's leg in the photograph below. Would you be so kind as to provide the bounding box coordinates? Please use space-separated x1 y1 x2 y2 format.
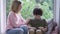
36 29 43 34
29 28 35 34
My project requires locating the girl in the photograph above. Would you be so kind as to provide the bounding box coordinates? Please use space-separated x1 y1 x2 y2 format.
6 1 28 34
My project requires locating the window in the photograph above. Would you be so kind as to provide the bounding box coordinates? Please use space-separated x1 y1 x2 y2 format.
0 0 59 34
0 0 1 34
6 0 54 20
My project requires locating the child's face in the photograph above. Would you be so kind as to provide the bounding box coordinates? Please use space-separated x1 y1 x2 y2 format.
34 15 41 19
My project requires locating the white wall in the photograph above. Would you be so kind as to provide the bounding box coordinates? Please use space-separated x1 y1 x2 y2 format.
0 0 1 34
59 0 60 26
0 0 59 34
1 0 6 34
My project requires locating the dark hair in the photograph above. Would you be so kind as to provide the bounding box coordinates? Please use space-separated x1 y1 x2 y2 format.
11 1 21 13
33 8 43 16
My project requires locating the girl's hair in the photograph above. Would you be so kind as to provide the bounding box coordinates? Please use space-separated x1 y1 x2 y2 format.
11 1 21 13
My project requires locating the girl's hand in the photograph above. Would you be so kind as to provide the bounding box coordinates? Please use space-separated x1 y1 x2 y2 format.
25 18 30 24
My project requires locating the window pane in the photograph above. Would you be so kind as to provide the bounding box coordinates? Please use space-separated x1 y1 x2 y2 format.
6 0 54 20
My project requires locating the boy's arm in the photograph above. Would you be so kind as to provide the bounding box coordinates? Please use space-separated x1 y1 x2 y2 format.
38 19 48 32
28 25 36 30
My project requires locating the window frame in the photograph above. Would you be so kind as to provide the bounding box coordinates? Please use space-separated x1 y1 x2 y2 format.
0 0 60 34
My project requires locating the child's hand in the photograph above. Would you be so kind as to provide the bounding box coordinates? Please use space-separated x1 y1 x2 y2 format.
38 27 44 29
38 27 48 32
38 27 44 30
28 27 36 30
31 27 36 29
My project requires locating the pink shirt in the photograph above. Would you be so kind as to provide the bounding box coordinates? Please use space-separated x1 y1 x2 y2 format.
6 11 26 30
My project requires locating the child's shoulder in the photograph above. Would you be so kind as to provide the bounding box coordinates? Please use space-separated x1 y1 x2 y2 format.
41 19 46 21
30 18 46 20
29 18 46 23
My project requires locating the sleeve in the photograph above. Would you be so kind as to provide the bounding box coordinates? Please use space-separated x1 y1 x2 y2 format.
21 16 26 23
8 14 19 28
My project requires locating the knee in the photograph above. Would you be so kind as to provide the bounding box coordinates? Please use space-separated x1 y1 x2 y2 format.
20 25 28 30
19 28 24 32
18 28 24 34
36 29 43 34
29 29 35 32
29 29 35 34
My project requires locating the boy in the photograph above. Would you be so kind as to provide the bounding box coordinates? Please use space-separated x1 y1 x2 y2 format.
27 8 48 34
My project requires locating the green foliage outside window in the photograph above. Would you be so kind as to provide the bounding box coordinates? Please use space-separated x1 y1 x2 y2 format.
6 0 53 20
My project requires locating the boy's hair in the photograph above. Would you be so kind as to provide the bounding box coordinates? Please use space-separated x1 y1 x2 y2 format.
11 1 21 13
33 8 43 16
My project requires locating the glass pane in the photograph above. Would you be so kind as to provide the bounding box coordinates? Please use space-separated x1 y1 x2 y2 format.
6 0 54 20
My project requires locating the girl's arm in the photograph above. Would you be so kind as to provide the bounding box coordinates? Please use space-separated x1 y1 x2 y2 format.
26 18 30 25
20 15 26 24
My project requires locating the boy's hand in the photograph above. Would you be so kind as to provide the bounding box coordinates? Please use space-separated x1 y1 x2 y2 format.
28 27 36 30
38 27 48 32
38 27 44 29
